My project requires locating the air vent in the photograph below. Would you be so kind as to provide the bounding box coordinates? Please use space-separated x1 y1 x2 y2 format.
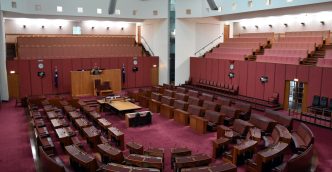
35 4 42 11
133 10 137 16
11 1 17 8
153 10 158 16
186 9 191 15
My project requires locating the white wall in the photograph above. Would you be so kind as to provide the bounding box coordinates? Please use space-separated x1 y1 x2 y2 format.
142 19 169 85
4 18 136 35
175 17 224 85
233 11 332 35
0 0 168 20
0 11 9 101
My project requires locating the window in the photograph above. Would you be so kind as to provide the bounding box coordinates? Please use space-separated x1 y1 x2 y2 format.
77 7 83 13
72 26 81 35
248 0 253 7
11 1 17 8
266 0 271 5
97 8 102 14
57 6 63 12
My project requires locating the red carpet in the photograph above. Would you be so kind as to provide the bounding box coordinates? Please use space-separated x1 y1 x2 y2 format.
0 101 35 172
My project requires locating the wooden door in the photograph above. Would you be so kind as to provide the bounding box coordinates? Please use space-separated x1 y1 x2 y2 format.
302 83 308 112
7 73 19 99
283 81 290 110
137 26 142 45
224 25 230 42
151 67 159 86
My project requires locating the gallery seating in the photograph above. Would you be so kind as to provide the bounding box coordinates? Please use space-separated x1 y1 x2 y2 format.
227 37 269 47
234 101 252 120
317 58 332 67
239 32 275 40
291 123 314 152
205 53 247 61
264 49 308 59
256 55 302 65
196 80 239 95
219 42 261 51
159 96 175 119
265 109 293 130
272 42 316 53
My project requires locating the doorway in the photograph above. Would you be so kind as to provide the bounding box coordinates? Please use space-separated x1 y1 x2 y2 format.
224 25 230 42
284 80 308 112
137 26 141 45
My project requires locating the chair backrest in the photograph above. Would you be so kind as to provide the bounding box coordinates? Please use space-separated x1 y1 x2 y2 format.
297 123 314 146
187 96 201 106
233 119 250 135
220 105 237 118
187 90 199 97
202 100 219 111
39 147 66 172
284 144 314 172
234 101 251 114
173 100 188 111
176 87 187 93
161 96 174 105
320 96 328 108
151 92 161 101
205 110 222 124
175 93 188 101
265 109 293 130
215 97 231 106
201 93 214 101
312 95 320 106
249 113 276 133
164 89 175 97
187 105 203 116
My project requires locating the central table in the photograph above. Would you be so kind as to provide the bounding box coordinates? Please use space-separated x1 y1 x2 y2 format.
97 99 141 115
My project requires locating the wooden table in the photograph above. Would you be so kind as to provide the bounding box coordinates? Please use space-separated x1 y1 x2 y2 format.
39 137 55 155
82 126 101 146
101 163 160 172
249 127 262 142
275 124 292 143
125 154 163 170
89 111 101 121
145 148 165 159
50 118 68 129
65 145 97 172
174 153 212 172
126 141 144 155
55 127 75 146
189 115 207 134
212 137 231 158
125 111 151 127
171 148 192 169
75 118 91 129
97 118 112 131
228 140 257 165
181 163 237 172
108 127 125 150
98 99 141 115
46 111 64 119
97 143 124 163
68 111 82 121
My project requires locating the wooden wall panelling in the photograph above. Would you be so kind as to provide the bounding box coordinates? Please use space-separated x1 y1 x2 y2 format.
7 74 19 99
62 59 72 93
126 57 136 88
51 59 64 94
211 59 219 83
264 63 276 100
246 61 256 98
321 68 332 99
285 65 297 81
274 64 286 105
307 67 323 107
81 58 92 70
41 59 53 95
218 59 225 85
254 62 266 100
224 60 232 85
71 59 82 71
18 60 31 97
135 56 144 87
29 60 43 96
238 61 248 96
117 57 128 88
297 65 309 83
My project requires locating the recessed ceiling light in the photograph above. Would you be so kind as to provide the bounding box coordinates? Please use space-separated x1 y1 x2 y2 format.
97 8 102 14
77 7 83 13
57 6 63 12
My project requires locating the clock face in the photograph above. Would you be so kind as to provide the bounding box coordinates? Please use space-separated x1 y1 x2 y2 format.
133 59 138 65
229 64 234 70
38 63 44 69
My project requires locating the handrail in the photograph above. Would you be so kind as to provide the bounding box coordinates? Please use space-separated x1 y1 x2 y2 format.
141 36 155 56
194 35 223 56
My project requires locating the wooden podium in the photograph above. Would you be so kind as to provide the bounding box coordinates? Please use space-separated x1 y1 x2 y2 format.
71 69 121 97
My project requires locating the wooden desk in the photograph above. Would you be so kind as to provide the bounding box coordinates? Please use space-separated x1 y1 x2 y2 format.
174 153 212 172
46 111 64 119
65 145 97 172
43 105 57 112
227 140 257 165
212 137 231 158
275 124 291 143
55 127 75 146
97 143 124 163
170 148 192 169
50 118 68 129
75 118 91 129
36 127 50 138
88 111 102 121
101 163 160 172
34 119 45 128
125 111 151 127
189 115 207 134
68 111 82 121
108 127 125 150
126 141 144 155
145 148 165 159
98 99 141 114
249 128 262 142
39 137 55 155
181 163 237 172
82 126 101 146
97 118 112 131
173 109 190 125
125 154 163 170
64 105 76 114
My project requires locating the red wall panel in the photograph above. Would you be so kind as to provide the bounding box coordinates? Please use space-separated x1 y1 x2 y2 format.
211 59 219 82
199 58 207 80
238 61 248 96
62 59 72 93
321 68 332 98
126 57 136 88
297 65 309 82
100 58 110 69
51 59 64 94
264 63 276 100
90 58 101 68
109 57 119 69
206 59 213 81
218 60 225 84
81 58 92 70
232 61 241 86
18 60 31 97
29 60 43 95
118 58 128 88
6 60 19 72
308 67 323 106
254 63 265 100
41 60 53 95
274 64 286 105
135 57 144 87
71 59 82 71
224 60 231 85
285 65 297 81
190 57 199 83
246 62 256 98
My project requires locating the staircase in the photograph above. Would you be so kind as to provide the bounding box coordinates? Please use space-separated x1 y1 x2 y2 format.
302 44 332 65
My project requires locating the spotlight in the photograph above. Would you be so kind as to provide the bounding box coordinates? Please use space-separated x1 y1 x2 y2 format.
41 25 45 29
121 27 124 31
242 26 246 30
301 22 305 26
284 23 288 27
106 27 110 30
269 24 272 28
91 26 95 29
320 21 325 25
255 25 258 29
59 26 62 29
23 25 26 28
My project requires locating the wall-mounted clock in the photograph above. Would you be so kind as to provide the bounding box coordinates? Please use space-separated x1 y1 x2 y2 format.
38 63 44 69
229 63 234 70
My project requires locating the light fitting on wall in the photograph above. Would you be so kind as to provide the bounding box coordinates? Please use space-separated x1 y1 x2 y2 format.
242 26 246 30
59 26 62 29
153 64 157 68
255 25 258 29
284 23 288 27
41 25 45 29
106 27 110 30
294 78 299 82
320 21 325 25
91 26 95 30
23 25 26 28
121 27 124 31
10 70 16 74
268 24 272 28
301 22 305 26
